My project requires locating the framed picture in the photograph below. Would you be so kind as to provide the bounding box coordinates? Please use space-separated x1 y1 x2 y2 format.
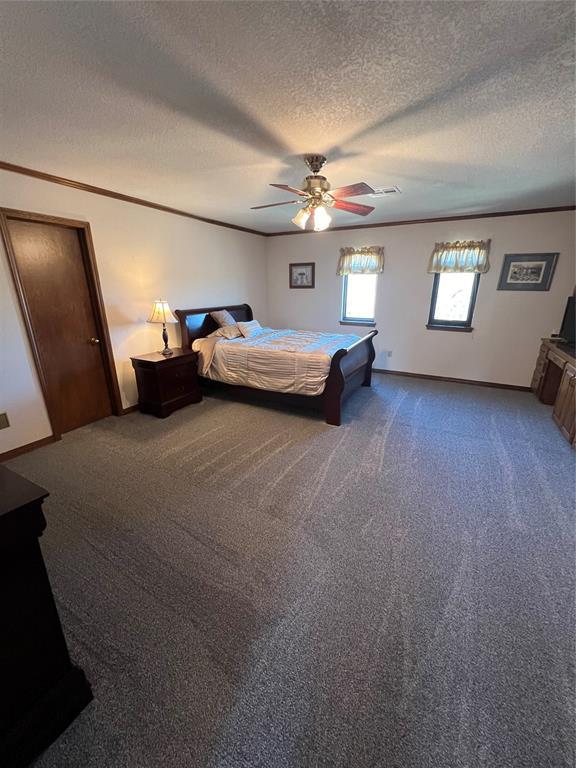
289 262 315 289
497 253 559 291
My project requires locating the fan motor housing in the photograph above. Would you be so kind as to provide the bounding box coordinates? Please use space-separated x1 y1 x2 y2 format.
304 174 331 196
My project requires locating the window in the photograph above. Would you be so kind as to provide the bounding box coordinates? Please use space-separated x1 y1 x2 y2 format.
427 272 480 331
341 273 377 324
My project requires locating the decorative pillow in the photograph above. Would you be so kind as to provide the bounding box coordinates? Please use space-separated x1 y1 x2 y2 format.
210 309 236 327
237 320 263 338
208 325 242 339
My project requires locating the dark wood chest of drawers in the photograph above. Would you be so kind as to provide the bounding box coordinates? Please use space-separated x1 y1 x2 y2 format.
131 348 202 418
0 466 92 768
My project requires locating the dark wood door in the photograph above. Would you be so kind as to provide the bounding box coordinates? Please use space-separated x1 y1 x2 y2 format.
7 219 112 434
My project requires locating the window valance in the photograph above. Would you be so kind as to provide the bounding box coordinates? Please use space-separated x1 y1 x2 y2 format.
427 240 490 274
337 246 384 275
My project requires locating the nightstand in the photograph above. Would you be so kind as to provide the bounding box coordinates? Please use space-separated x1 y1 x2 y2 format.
130 348 202 418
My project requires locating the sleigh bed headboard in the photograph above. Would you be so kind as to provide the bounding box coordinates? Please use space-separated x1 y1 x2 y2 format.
174 303 253 349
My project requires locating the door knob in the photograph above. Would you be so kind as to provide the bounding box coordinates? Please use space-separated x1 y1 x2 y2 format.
89 337 100 345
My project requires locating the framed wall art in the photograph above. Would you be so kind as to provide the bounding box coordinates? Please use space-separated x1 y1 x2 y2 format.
289 262 315 289
497 253 559 291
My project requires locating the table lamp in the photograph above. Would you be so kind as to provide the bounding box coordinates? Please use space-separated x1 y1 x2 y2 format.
148 300 178 356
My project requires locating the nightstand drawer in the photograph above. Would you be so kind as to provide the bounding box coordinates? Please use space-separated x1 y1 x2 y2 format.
160 363 197 402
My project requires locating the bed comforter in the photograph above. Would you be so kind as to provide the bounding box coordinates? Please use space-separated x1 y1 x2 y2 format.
192 328 361 396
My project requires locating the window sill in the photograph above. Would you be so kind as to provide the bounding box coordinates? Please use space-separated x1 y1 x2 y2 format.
340 320 376 327
426 324 474 333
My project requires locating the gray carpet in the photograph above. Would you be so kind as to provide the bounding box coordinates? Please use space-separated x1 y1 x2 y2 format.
7 374 575 768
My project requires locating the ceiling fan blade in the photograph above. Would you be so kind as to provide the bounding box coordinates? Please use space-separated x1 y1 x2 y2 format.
330 182 375 198
250 200 301 209
270 183 308 196
333 200 375 216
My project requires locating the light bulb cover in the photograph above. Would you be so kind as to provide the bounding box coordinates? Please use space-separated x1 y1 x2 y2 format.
291 206 311 230
312 205 332 232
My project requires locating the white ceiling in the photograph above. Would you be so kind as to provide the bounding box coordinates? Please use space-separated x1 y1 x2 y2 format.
0 1 574 234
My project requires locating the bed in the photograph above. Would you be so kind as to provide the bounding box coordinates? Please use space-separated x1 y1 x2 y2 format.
174 303 377 425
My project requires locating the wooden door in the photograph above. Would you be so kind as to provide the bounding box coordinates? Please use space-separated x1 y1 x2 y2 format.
6 218 113 434
553 363 576 444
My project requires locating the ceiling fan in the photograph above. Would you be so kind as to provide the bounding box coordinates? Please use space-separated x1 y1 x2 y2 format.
251 154 376 231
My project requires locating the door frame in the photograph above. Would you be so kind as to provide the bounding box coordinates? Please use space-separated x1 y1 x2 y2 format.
0 207 123 438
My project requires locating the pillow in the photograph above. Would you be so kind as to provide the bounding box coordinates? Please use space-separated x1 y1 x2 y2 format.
210 309 236 327
237 320 263 338
208 325 242 340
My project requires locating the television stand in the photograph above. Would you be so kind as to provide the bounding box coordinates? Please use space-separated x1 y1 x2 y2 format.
532 339 576 446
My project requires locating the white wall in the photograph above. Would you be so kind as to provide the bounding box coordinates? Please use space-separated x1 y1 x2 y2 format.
266 211 575 386
0 170 267 454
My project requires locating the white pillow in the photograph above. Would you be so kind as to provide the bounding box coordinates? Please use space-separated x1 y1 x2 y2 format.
210 309 236 327
237 320 263 338
208 325 242 339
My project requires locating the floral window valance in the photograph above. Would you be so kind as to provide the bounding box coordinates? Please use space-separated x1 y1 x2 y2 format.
337 246 384 275
427 240 491 274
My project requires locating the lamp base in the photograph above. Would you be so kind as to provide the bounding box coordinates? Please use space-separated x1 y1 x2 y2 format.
160 324 172 356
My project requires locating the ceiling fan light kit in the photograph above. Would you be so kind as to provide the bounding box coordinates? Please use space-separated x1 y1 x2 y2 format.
252 154 378 231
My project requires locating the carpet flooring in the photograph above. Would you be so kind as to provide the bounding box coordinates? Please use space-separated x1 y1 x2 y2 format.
7 374 575 768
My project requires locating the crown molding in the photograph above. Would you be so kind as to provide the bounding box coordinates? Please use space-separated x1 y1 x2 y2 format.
267 205 576 236
0 160 266 236
1 160 573 237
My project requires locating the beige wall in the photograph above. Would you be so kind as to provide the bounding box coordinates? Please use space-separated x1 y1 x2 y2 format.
0 170 267 454
266 211 575 385
0 238 53 450
1 167 574 457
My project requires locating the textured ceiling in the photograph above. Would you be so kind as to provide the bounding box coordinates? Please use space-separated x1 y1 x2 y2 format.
0 1 574 233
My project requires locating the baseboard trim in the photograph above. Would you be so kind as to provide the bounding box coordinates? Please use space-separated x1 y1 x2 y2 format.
0 409 138 460
0 434 58 463
374 368 532 392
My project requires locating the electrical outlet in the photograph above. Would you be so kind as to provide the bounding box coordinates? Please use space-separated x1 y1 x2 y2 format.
0 412 10 430
387 351 392 358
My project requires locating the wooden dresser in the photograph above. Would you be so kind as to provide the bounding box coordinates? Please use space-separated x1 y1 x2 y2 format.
532 339 576 446
0 466 92 768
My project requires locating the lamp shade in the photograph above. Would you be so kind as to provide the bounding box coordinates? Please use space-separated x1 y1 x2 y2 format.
148 300 177 324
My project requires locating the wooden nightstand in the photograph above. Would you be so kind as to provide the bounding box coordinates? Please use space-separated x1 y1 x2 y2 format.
130 348 202 418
